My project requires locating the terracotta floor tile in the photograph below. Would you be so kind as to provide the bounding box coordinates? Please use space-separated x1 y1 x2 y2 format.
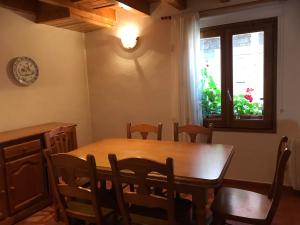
16 187 300 225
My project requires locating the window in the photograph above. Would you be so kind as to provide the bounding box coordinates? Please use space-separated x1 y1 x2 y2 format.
200 18 277 132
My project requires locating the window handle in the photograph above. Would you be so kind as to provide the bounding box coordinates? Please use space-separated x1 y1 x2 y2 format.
227 89 232 102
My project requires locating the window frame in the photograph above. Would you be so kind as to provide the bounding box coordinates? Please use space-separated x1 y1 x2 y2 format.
201 18 277 133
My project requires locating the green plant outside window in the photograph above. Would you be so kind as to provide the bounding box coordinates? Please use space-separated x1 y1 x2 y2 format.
201 67 263 118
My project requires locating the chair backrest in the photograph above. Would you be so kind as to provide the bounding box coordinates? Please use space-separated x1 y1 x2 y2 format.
44 151 104 225
127 122 163 140
173 122 213 144
108 154 175 225
45 126 77 154
267 136 291 223
268 136 288 198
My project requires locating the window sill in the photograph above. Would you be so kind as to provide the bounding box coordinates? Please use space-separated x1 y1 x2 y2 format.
209 126 276 134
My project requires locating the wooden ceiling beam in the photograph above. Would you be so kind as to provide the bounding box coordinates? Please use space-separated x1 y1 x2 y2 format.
166 0 186 10
116 0 150 15
0 0 38 14
38 0 116 27
36 2 70 23
70 7 115 27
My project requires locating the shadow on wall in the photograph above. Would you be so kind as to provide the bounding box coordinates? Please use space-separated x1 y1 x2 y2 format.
278 119 300 138
110 36 154 60
0 7 36 22
216 119 300 183
277 119 300 186
110 35 147 79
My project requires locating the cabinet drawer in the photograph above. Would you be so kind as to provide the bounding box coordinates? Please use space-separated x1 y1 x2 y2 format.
3 140 42 160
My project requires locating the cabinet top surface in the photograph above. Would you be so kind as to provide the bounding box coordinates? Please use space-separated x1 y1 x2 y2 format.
0 122 76 144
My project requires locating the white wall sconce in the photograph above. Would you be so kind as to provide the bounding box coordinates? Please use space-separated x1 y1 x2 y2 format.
118 24 139 50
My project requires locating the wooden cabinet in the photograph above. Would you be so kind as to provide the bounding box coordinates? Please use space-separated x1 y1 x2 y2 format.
0 162 8 221
6 153 45 214
0 122 77 225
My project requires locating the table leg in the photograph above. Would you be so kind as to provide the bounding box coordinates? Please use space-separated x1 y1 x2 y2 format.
192 189 208 225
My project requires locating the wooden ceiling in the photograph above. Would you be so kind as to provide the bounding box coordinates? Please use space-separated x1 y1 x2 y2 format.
0 0 186 32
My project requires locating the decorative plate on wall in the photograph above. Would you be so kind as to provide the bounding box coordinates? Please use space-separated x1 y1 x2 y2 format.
11 57 39 86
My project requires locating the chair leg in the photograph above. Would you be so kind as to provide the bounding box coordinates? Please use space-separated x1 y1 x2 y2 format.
53 198 60 222
54 208 60 222
61 212 70 225
100 179 107 190
206 188 216 205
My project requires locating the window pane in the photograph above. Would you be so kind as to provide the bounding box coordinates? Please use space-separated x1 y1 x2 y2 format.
200 36 222 118
232 32 264 119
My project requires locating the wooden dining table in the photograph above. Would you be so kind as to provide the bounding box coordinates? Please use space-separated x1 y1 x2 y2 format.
69 138 234 225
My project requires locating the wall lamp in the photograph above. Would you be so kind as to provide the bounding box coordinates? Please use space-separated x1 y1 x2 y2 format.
118 24 139 50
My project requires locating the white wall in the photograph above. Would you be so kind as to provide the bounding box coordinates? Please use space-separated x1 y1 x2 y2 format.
0 8 92 146
85 0 300 183
86 9 174 141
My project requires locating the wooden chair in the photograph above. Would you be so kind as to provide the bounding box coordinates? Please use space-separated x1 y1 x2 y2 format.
127 122 163 140
108 154 193 225
174 122 213 144
45 126 95 220
211 136 291 225
44 151 116 225
173 122 213 200
44 126 78 154
45 127 88 188
126 122 163 193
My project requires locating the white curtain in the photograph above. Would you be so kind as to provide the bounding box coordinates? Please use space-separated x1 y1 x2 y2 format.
171 13 203 125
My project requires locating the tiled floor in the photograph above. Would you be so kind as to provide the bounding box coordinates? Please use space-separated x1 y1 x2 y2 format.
16 187 300 225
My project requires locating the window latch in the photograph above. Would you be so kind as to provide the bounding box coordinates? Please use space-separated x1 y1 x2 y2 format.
227 89 232 102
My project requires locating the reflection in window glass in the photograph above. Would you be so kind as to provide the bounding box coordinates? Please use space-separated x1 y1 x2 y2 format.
232 32 264 119
200 37 222 118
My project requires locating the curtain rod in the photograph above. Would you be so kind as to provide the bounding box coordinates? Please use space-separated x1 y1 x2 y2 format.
160 0 285 20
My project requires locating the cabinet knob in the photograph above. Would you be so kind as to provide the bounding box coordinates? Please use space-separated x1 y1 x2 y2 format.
9 186 16 191
0 190 5 194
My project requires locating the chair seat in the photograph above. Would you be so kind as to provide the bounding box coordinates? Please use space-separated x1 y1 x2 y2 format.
76 177 90 187
129 197 193 225
66 188 116 219
212 187 272 223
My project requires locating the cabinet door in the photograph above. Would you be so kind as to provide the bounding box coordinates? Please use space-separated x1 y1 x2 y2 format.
0 163 8 221
6 153 45 214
